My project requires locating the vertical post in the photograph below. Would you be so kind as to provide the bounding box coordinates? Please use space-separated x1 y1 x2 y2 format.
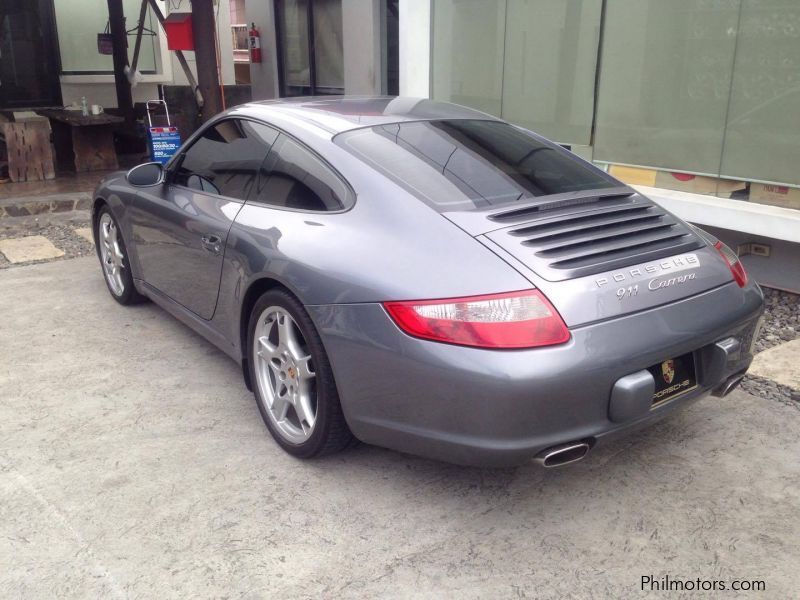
107 0 134 122
306 1 316 95
399 0 431 97
191 0 223 121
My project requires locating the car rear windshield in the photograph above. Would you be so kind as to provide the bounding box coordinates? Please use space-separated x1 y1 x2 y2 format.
334 119 620 211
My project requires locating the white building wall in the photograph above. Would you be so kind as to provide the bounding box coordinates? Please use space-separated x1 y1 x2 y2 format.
399 0 431 97
245 0 280 100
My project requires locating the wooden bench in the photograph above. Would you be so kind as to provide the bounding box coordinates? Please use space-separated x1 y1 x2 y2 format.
37 109 124 173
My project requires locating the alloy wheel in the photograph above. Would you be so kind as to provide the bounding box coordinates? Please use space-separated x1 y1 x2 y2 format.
99 213 125 296
253 306 318 444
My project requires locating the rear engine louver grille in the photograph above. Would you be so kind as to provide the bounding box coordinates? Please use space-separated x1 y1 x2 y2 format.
491 195 703 281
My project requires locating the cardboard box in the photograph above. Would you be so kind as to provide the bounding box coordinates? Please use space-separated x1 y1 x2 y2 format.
654 171 746 197
749 183 800 210
608 165 657 187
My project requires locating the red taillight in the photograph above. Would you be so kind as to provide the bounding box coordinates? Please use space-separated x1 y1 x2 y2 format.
714 240 748 287
383 290 570 349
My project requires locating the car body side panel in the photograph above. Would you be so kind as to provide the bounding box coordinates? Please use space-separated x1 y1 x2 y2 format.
89 98 768 467
307 280 763 466
212 150 536 357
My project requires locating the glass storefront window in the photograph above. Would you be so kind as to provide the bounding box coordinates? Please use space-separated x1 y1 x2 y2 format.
54 0 158 74
312 0 344 90
275 0 343 96
277 0 311 94
431 0 800 203
719 0 800 186
432 0 602 146
431 0 505 116
0 0 62 107
593 0 740 177
502 0 602 146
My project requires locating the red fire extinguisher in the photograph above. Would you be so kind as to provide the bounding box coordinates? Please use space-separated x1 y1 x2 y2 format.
249 23 262 63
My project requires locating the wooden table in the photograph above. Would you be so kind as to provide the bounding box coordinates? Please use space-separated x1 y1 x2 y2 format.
37 109 124 173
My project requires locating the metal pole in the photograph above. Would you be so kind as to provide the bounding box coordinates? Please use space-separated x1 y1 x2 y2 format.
106 0 134 122
145 0 204 107
191 0 223 122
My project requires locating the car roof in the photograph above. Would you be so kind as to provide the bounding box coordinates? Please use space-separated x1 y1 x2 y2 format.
233 96 500 136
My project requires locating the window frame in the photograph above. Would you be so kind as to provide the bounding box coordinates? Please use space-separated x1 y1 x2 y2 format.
167 116 356 214
168 117 279 203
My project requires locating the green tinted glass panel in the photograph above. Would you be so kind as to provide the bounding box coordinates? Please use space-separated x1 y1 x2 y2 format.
720 0 800 185
431 0 505 115
502 0 602 145
594 0 740 174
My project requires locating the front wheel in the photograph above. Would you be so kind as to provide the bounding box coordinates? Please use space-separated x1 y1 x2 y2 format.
247 289 354 458
95 206 146 305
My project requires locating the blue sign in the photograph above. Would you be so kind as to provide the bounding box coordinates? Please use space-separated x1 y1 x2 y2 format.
148 127 181 165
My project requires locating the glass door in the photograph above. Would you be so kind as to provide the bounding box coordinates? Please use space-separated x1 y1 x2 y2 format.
0 0 62 108
275 0 344 96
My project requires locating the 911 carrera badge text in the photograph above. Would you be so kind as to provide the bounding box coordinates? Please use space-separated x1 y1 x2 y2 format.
648 272 696 290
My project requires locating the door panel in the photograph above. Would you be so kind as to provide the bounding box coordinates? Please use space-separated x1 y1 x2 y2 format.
131 185 242 320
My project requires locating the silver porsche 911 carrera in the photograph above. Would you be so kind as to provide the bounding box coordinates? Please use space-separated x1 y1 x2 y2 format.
93 96 763 467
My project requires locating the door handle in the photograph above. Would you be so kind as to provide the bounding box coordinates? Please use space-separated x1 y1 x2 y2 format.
200 233 222 254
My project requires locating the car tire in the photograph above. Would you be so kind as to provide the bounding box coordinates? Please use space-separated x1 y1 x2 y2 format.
95 205 146 305
247 289 355 458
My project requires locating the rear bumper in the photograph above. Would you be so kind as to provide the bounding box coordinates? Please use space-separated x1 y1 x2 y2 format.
308 281 764 467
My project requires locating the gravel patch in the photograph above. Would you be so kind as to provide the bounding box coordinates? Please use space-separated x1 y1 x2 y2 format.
741 375 799 408
753 287 800 352
0 220 93 269
743 287 800 405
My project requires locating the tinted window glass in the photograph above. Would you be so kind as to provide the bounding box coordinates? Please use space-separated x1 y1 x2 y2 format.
336 120 619 211
174 120 279 200
253 134 349 211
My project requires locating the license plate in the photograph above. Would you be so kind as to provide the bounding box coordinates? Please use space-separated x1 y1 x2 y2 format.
648 352 697 405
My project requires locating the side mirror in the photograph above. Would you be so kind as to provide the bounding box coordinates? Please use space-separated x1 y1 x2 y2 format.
127 162 164 187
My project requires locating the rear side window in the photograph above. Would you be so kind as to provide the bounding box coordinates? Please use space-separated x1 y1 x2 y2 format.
251 134 350 212
335 120 619 211
174 119 279 200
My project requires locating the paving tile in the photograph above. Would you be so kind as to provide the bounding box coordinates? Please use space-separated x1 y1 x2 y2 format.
0 235 64 263
749 339 800 390
74 227 95 244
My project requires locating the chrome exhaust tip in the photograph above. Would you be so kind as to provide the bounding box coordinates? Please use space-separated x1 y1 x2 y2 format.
534 441 591 468
716 374 745 397
711 373 744 398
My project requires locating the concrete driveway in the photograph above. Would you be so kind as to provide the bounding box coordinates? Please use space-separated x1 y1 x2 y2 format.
1 257 798 598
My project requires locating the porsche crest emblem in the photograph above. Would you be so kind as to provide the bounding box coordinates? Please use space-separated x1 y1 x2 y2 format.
661 360 675 384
